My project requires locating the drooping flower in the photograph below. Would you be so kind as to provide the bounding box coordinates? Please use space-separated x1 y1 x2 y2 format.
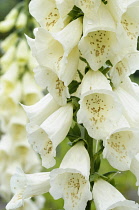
28 103 73 168
130 153 139 196
110 51 139 87
49 141 92 210
103 127 139 171
93 179 139 210
6 168 50 210
26 18 82 85
29 0 68 32
77 70 122 140
21 93 60 133
78 4 119 70
34 66 70 105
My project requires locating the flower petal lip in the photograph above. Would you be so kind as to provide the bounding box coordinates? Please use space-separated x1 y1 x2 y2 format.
93 179 139 210
103 127 139 171
21 93 60 127
6 168 50 210
49 142 92 210
77 71 122 140
34 66 70 106
29 0 64 32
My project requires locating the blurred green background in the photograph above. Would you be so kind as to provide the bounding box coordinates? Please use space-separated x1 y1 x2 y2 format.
0 0 22 21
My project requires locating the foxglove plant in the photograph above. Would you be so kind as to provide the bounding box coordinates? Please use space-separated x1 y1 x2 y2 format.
5 0 139 210
0 1 44 208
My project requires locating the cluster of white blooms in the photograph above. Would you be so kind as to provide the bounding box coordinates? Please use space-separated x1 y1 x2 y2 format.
5 0 139 210
0 4 44 210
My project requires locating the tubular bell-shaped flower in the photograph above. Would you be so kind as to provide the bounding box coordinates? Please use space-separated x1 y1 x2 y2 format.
78 4 119 70
130 153 139 196
103 127 139 171
49 141 92 210
75 0 101 19
114 85 139 127
29 0 67 32
110 51 139 87
34 66 70 106
28 103 73 168
21 72 42 105
21 93 60 133
93 179 139 210
26 18 82 85
77 70 122 140
6 168 50 210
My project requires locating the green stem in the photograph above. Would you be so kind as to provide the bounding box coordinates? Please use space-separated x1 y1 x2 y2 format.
85 130 94 210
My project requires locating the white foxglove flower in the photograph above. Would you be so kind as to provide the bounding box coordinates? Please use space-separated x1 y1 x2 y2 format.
0 8 18 32
0 82 22 117
8 108 27 142
16 40 29 65
1 46 16 71
1 33 17 52
114 86 139 127
130 153 139 195
50 142 92 210
22 72 42 105
6 168 50 210
28 103 73 168
16 199 43 210
29 0 66 32
103 128 139 171
16 11 27 29
27 18 82 84
93 179 139 210
34 66 70 105
77 70 122 140
75 0 101 19
110 52 139 87
78 4 118 70
21 93 60 133
117 2 139 51
55 0 75 19
0 62 19 94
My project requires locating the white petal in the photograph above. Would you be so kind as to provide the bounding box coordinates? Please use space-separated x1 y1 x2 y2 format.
21 93 60 127
77 71 122 140
29 0 64 32
75 0 101 19
115 87 139 127
93 179 139 210
103 128 139 171
110 52 139 87
49 142 92 210
28 127 57 168
34 66 70 106
6 168 50 210
41 103 73 148
34 18 82 74
130 153 139 188
79 29 118 71
56 0 75 18
22 72 42 105
93 179 125 210
60 141 90 179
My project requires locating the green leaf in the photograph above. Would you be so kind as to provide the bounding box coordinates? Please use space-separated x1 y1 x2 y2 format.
67 122 81 141
99 60 113 76
68 80 81 94
77 69 83 80
68 138 87 146
68 5 84 21
90 172 108 182
101 0 108 5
